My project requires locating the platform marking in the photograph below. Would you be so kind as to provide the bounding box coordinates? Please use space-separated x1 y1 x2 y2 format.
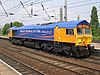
0 59 22 75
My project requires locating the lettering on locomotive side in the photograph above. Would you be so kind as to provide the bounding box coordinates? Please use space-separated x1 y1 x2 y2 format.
26 30 33 33
19 29 53 34
20 30 26 32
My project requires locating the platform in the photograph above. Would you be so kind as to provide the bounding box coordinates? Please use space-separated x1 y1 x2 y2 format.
0 36 9 39
0 59 21 75
91 43 100 50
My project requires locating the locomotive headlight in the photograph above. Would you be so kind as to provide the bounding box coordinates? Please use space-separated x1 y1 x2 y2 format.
77 39 82 44
89 40 91 43
58 37 61 39
78 42 81 44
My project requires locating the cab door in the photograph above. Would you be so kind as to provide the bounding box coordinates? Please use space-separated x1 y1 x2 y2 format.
65 29 76 43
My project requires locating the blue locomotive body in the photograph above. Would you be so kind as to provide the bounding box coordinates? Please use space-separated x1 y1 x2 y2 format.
12 25 55 41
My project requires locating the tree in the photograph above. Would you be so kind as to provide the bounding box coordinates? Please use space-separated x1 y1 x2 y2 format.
12 21 23 27
98 26 100 36
2 23 10 35
90 6 99 36
2 21 23 35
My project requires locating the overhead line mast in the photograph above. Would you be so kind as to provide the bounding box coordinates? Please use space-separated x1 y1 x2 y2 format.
60 7 63 22
31 2 33 15
64 0 67 21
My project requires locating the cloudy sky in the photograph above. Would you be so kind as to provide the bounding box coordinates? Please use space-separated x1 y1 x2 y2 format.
0 0 100 28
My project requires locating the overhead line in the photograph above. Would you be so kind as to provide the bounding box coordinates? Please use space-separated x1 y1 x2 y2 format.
0 0 53 16
0 2 98 23
2 0 8 4
0 0 95 16
68 0 92 5
68 1 100 8
20 1 32 18
41 3 51 19
0 0 33 15
0 1 8 17
38 1 100 12
34 0 53 4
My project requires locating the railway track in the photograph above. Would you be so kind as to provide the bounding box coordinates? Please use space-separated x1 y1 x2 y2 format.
0 53 44 75
92 40 100 43
82 56 100 65
91 49 100 56
0 42 100 75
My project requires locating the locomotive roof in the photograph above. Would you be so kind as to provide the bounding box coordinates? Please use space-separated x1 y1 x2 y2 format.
11 20 90 30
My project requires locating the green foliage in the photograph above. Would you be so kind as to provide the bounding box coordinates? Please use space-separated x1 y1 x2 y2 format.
92 27 100 41
2 23 10 35
2 21 23 35
93 36 100 41
90 6 99 36
98 27 100 36
12 21 23 27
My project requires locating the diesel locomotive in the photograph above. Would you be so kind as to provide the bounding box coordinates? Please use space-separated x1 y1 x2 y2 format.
8 20 94 57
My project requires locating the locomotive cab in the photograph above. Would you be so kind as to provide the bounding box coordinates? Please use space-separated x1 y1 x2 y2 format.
8 29 12 39
54 20 93 57
76 24 92 47
73 24 94 57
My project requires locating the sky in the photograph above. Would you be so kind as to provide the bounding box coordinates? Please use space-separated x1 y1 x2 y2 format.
0 0 100 28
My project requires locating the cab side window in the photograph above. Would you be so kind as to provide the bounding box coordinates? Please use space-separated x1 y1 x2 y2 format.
66 29 74 35
12 30 17 36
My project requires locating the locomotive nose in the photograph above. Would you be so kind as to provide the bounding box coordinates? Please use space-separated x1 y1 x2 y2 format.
76 36 92 46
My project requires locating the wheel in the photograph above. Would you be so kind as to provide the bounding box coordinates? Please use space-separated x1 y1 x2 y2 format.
17 40 23 45
41 46 47 51
62 49 71 57
11 38 16 44
62 46 71 57
46 45 53 51
41 43 47 51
